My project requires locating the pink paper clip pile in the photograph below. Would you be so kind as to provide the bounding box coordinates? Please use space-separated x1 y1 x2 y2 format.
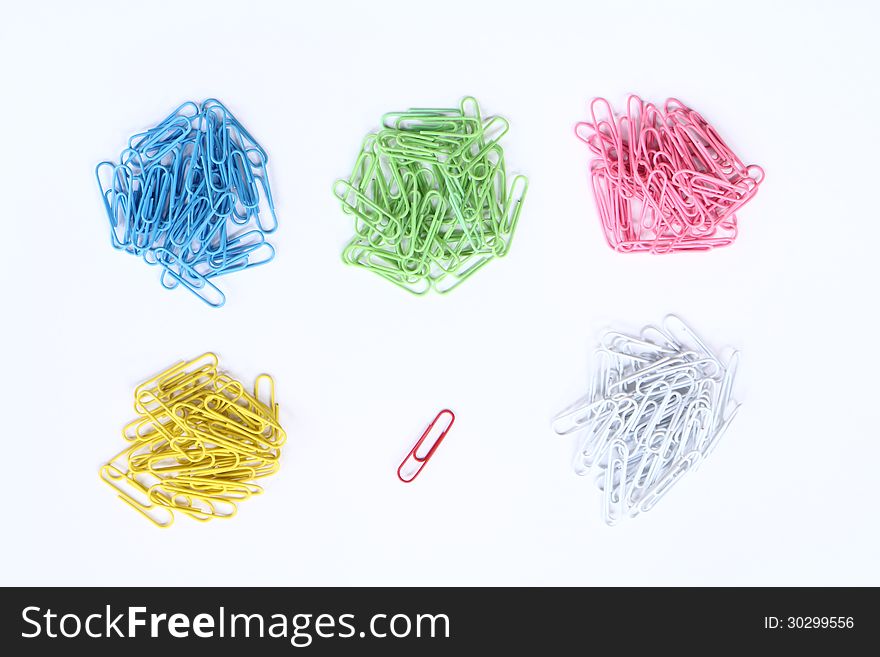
575 96 764 254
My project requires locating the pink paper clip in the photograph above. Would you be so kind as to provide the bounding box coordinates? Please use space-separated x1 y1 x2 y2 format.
575 95 764 254
397 409 455 483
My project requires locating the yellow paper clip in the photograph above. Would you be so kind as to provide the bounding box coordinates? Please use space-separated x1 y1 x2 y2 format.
100 353 285 527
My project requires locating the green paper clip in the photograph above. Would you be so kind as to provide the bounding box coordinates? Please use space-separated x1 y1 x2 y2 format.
334 97 528 294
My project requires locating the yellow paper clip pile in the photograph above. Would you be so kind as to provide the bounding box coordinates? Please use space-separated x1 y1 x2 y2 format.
100 353 285 527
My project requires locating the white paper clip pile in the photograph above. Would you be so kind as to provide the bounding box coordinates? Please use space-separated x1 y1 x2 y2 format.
553 315 740 525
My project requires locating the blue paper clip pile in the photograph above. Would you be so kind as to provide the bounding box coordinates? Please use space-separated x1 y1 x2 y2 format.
96 99 278 308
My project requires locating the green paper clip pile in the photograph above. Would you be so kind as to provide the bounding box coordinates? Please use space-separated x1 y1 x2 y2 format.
333 97 528 294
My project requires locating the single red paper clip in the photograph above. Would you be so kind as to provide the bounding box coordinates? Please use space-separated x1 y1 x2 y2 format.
397 409 455 483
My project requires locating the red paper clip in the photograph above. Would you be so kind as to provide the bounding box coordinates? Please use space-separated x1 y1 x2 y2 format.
397 409 455 483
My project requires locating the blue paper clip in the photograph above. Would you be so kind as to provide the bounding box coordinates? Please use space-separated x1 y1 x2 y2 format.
95 99 278 307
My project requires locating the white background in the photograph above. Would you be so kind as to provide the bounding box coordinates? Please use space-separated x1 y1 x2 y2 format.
1 0 878 586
